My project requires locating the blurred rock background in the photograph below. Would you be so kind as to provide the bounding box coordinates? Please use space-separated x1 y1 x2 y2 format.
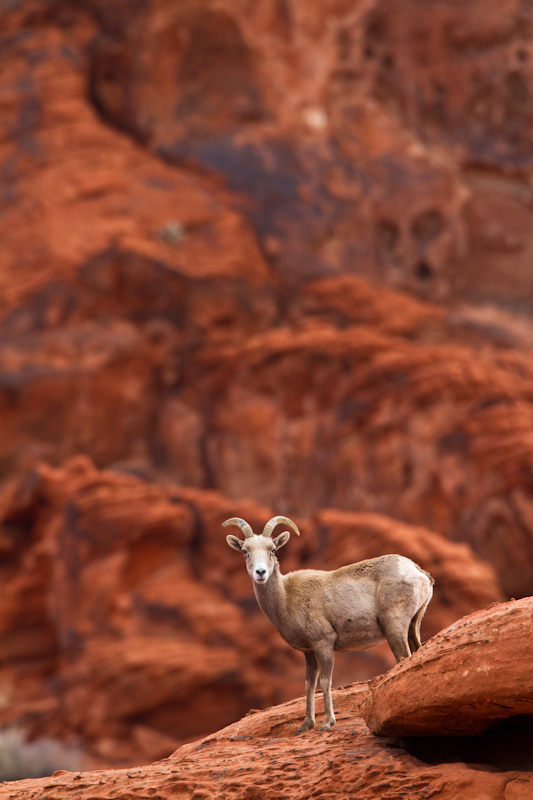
0 0 532 772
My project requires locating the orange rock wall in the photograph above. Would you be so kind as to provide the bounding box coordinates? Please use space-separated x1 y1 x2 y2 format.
1 0 533 772
0 458 501 766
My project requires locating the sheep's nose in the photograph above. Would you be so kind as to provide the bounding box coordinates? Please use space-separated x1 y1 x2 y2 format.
255 568 266 578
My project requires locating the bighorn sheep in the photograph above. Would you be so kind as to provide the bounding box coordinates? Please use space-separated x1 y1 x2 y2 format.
224 515 434 733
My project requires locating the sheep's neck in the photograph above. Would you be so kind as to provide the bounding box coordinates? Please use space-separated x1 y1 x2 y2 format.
253 559 287 630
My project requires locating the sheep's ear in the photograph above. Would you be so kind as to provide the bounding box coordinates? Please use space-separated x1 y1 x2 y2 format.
226 535 244 551
272 531 290 550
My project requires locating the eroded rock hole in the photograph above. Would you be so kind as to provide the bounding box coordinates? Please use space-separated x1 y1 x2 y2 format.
177 11 266 127
364 14 388 56
412 209 445 244
506 70 529 107
414 260 433 281
377 219 400 253
399 715 533 772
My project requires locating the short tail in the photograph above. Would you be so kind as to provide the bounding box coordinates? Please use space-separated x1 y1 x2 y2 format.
415 561 435 586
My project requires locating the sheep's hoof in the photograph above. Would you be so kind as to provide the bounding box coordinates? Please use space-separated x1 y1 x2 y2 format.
296 719 315 734
318 719 335 732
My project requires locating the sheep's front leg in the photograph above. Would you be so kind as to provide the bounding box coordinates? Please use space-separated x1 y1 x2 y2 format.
296 651 318 734
314 641 335 731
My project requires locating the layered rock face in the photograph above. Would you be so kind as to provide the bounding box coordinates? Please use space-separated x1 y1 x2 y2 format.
1 600 532 799
0 458 501 766
1 0 533 777
85 0 533 309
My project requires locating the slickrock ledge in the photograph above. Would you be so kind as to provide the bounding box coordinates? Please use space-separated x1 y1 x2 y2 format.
362 597 533 736
1 686 531 800
1 601 532 800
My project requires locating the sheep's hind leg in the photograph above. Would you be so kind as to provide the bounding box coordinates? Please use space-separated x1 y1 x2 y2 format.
297 651 319 734
379 615 411 663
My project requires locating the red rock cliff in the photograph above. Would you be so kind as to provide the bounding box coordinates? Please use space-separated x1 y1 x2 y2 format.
0 0 532 776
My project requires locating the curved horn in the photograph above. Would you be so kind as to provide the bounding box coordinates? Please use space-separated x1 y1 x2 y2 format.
262 516 300 538
222 517 255 539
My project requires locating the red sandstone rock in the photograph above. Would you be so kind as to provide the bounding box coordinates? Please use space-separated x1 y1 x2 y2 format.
0 4 273 314
0 459 300 765
1 1 533 605
80 0 533 312
1 674 531 800
85 0 468 300
167 323 533 597
3 265 533 600
363 0 532 163
1 1 533 787
0 458 502 767
362 597 533 737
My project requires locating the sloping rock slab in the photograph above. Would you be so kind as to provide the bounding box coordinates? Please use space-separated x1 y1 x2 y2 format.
362 597 533 736
1 683 532 800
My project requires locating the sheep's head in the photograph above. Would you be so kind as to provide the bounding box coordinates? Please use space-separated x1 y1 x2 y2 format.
223 516 300 585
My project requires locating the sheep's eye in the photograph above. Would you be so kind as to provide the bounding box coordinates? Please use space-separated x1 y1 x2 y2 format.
242 549 248 556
